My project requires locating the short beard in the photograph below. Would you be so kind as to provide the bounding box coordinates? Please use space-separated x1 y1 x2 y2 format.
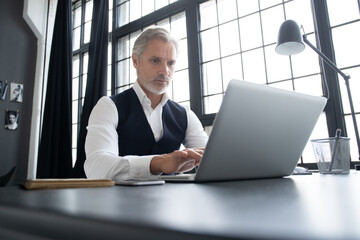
138 68 171 95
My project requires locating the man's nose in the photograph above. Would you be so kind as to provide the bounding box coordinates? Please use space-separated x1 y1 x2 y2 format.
158 62 170 75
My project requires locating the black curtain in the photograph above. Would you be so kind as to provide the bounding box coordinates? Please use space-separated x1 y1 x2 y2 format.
72 0 108 178
37 0 73 178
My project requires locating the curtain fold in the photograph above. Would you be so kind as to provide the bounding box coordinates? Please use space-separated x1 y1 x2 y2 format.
37 0 73 178
72 0 109 178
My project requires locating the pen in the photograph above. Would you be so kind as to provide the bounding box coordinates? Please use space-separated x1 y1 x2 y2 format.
329 128 341 172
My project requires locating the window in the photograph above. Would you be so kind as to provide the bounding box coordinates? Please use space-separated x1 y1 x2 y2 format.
198 0 327 163
72 0 359 169
327 0 360 163
72 0 93 165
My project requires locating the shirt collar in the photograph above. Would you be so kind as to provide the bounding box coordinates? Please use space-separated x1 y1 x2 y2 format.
133 80 169 109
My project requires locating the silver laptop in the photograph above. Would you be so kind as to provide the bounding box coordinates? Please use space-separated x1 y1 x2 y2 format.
158 79 327 182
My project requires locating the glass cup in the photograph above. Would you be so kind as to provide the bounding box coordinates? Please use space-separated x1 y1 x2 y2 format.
310 137 350 174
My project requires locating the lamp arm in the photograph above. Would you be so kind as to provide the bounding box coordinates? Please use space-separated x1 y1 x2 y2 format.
302 35 349 81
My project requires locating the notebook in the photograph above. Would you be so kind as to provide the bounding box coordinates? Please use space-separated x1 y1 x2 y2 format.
157 79 327 182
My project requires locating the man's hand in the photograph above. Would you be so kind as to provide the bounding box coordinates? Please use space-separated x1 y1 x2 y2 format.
150 148 205 175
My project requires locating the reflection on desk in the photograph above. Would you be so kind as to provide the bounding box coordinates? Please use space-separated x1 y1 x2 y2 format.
0 172 359 240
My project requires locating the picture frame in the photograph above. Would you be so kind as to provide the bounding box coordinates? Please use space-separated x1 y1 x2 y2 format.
0 81 8 100
4 110 19 130
10 83 23 103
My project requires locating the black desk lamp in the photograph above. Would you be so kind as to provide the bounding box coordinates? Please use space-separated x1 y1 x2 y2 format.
275 19 360 161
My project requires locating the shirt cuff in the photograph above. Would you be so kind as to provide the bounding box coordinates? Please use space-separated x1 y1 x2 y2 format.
127 155 158 179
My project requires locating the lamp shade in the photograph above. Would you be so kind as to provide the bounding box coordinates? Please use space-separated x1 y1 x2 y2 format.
275 19 305 55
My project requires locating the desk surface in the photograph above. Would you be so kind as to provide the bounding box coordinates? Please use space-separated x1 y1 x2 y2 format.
0 173 360 240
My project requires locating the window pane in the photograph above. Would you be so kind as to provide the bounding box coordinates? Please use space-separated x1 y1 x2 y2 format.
82 74 87 98
72 77 79 100
242 49 266 84
73 6 81 27
294 74 323 97
204 94 223 114
200 0 218 30
201 27 220 62
142 0 155 17
72 124 78 148
171 12 186 40
332 22 360 68
108 8 113 32
73 27 81 50
176 39 188 70
117 2 129 27
116 59 130 87
72 101 78 124
172 69 189 102
327 0 360 26
239 13 262 51
82 52 89 74
217 0 238 24
117 36 130 61
84 21 92 44
221 54 243 90
202 60 222 96
219 20 240 57
265 45 291 82
259 0 282 10
73 55 80 77
130 0 141 22
237 0 258 17
156 0 168 10
85 1 93 22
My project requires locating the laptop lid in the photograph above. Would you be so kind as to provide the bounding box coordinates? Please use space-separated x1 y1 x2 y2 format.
193 79 327 182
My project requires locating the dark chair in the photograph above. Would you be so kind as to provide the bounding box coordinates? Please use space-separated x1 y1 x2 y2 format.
0 167 16 187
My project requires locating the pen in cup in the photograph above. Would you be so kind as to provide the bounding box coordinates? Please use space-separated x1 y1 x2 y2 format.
329 128 341 172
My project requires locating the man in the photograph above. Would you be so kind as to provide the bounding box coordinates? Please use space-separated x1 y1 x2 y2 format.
84 27 208 181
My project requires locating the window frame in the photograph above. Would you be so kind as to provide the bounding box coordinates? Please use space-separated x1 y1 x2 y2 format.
72 0 359 169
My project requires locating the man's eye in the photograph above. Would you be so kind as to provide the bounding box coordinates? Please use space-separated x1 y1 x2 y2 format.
151 59 159 63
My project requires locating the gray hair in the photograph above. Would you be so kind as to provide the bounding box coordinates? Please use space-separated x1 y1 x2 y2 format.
132 27 179 57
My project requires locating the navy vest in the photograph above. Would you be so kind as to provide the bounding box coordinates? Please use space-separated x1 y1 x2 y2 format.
110 88 187 156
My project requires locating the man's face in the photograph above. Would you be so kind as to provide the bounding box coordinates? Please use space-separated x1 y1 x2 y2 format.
132 39 177 96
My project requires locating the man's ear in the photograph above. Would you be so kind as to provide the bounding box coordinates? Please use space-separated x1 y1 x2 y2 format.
132 54 139 68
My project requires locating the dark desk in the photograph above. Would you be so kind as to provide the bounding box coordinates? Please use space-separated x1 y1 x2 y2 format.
0 173 360 240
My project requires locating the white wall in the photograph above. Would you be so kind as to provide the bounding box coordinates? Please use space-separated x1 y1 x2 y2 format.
23 0 58 179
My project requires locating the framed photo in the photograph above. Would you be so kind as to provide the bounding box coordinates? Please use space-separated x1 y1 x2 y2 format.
5 110 18 130
0 81 8 100
10 83 23 103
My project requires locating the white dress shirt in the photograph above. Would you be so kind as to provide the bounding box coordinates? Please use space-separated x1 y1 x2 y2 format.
84 81 208 181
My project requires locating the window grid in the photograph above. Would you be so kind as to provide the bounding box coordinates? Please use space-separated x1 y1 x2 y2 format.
199 0 327 164
327 0 360 162
199 0 321 113
70 0 359 168
72 0 93 164
115 0 179 28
